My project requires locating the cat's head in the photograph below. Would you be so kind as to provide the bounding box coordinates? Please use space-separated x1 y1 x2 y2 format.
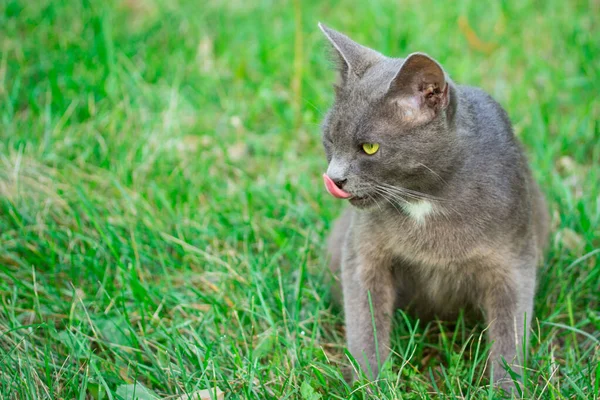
319 24 458 209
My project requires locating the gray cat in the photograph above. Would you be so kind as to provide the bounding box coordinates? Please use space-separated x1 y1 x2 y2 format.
319 24 549 391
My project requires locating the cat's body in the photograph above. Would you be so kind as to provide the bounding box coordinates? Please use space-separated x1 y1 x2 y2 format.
319 24 549 390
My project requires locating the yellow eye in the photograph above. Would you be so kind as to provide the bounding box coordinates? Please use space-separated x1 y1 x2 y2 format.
362 143 379 155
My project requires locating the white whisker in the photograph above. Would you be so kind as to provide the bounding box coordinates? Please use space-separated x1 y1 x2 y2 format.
416 162 447 184
373 187 407 215
378 182 447 202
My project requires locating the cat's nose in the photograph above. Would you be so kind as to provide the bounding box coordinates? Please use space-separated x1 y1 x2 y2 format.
326 159 348 189
332 178 347 189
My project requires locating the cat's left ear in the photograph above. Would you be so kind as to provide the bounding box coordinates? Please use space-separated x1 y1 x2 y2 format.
318 23 381 85
386 53 449 124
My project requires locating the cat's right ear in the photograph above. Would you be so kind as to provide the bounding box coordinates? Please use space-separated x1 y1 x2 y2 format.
318 23 381 85
386 53 450 125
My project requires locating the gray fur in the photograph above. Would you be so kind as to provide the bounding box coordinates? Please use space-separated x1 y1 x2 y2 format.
319 24 549 391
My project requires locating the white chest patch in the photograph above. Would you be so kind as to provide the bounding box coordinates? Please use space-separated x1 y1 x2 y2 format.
402 200 434 223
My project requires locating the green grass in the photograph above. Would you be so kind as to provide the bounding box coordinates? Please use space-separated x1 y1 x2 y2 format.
0 0 599 398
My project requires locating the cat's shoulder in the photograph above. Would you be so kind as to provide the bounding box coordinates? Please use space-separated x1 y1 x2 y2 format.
457 85 505 112
456 84 514 139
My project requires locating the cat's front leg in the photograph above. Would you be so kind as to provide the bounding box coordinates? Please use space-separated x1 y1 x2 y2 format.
342 249 396 379
481 265 535 392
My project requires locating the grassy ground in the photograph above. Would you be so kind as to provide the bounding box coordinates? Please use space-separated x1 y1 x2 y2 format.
1 0 599 398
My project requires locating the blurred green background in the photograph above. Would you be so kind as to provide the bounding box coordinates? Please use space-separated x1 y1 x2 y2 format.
0 0 599 398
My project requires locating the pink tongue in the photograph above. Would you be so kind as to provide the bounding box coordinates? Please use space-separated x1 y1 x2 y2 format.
323 173 351 199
